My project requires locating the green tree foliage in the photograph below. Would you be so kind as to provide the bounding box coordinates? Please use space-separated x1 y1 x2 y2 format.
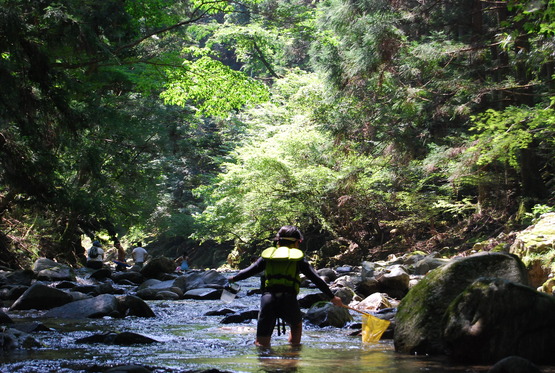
2 0 555 269
0 0 269 267
192 71 336 245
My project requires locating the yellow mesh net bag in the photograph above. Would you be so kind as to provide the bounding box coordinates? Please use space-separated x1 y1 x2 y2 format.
361 314 390 343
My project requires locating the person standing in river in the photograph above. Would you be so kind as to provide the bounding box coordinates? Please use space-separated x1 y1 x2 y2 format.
227 225 344 348
131 242 148 269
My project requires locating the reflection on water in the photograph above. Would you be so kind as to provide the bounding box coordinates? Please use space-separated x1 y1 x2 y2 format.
2 275 554 373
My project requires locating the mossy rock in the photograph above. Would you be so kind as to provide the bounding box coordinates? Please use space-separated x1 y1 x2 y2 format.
510 213 555 258
394 252 528 355
510 213 555 287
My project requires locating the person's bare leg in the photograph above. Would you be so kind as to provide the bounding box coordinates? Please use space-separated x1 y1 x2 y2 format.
289 322 302 346
255 336 271 348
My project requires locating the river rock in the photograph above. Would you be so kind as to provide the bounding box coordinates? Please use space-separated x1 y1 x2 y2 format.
201 269 228 286
140 256 175 279
183 288 221 300
137 278 162 290
117 295 156 317
10 283 73 311
32 258 75 282
105 365 152 373
97 282 125 295
0 309 13 324
361 261 375 279
72 284 98 295
43 293 120 318
443 278 555 364
488 356 542 373
135 288 159 300
135 279 183 300
69 291 92 301
394 252 528 356
0 269 34 286
220 310 258 324
354 277 380 298
12 321 51 333
89 268 112 281
0 328 42 350
112 270 144 285
317 268 337 282
0 285 28 300
510 212 555 288
334 287 355 304
76 331 158 345
155 290 180 300
205 308 235 316
55 280 77 289
411 256 450 275
298 292 328 308
173 270 227 292
305 301 352 327
377 264 410 298
333 275 360 289
355 292 397 312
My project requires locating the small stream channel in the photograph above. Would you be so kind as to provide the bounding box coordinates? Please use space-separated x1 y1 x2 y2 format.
1 273 551 373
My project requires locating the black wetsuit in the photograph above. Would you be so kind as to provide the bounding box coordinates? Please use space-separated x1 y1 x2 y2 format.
231 257 335 337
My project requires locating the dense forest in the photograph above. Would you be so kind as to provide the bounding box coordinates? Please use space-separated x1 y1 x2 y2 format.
1 0 554 270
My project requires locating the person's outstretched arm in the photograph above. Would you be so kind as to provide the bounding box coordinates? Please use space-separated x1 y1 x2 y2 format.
299 260 344 307
228 257 266 282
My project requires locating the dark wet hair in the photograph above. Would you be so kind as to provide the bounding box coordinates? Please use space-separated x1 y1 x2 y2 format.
274 225 303 246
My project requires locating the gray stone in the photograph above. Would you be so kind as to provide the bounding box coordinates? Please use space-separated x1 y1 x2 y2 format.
305 301 352 328
10 283 73 311
443 278 555 364
394 252 528 356
43 294 119 319
117 295 155 318
488 356 542 373
140 256 175 278
183 288 221 300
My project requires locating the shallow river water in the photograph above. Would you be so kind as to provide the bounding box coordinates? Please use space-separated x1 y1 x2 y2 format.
1 273 554 373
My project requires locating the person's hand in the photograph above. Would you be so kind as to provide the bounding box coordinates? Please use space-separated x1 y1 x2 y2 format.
330 296 343 307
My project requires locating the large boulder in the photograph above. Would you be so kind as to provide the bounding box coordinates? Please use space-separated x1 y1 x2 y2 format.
43 294 120 319
394 252 528 356
443 278 555 364
376 264 410 299
117 295 156 318
0 269 34 287
0 328 42 350
10 283 73 311
140 257 175 279
510 212 555 288
173 270 227 292
32 258 75 282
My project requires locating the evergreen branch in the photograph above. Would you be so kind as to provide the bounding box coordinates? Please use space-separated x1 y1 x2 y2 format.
251 39 282 79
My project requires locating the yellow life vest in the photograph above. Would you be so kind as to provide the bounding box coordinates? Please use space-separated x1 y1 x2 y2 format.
261 246 304 294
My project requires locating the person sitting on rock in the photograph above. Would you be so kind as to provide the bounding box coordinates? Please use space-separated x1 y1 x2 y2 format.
86 241 104 270
175 250 190 272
